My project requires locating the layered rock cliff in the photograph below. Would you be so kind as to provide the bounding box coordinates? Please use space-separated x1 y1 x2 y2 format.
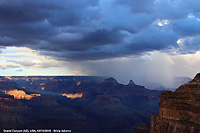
151 73 200 133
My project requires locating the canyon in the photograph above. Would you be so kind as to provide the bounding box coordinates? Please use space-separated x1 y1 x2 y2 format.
0 76 161 133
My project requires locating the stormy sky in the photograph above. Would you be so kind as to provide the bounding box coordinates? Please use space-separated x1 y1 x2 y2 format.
0 0 200 89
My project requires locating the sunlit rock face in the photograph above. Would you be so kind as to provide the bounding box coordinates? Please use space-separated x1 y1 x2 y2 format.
5 76 12 80
40 83 45 85
3 89 41 100
62 93 83 99
151 73 200 133
77 81 81 86
40 83 45 90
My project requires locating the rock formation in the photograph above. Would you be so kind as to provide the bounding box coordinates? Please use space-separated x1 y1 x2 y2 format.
101 77 119 85
0 76 161 132
128 80 135 86
151 73 200 133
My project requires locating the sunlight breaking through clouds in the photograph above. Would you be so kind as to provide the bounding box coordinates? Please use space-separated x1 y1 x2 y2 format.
0 46 68 74
0 46 63 68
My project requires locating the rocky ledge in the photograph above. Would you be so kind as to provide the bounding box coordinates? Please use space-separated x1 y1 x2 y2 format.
151 73 200 133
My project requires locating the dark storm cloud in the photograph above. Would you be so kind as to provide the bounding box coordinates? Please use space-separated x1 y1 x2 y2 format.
172 17 200 36
0 0 200 60
117 0 155 14
127 25 178 51
155 0 188 20
63 51 124 61
49 29 127 51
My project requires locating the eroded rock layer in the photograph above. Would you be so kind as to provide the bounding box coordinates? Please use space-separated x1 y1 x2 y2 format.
151 73 200 133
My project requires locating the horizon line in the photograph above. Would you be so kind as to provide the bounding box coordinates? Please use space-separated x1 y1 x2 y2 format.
1 75 109 77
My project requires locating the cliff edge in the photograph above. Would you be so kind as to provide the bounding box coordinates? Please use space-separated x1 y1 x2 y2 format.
150 73 200 133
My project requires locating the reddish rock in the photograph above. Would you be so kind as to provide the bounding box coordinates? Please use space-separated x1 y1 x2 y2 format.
0 104 10 112
31 96 59 106
132 124 150 133
151 73 200 133
0 97 28 112
0 97 30 129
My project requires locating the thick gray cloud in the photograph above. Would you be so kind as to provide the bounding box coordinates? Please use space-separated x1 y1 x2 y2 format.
172 17 200 36
117 0 155 14
0 0 199 61
48 29 127 51
128 25 178 52
177 36 200 54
